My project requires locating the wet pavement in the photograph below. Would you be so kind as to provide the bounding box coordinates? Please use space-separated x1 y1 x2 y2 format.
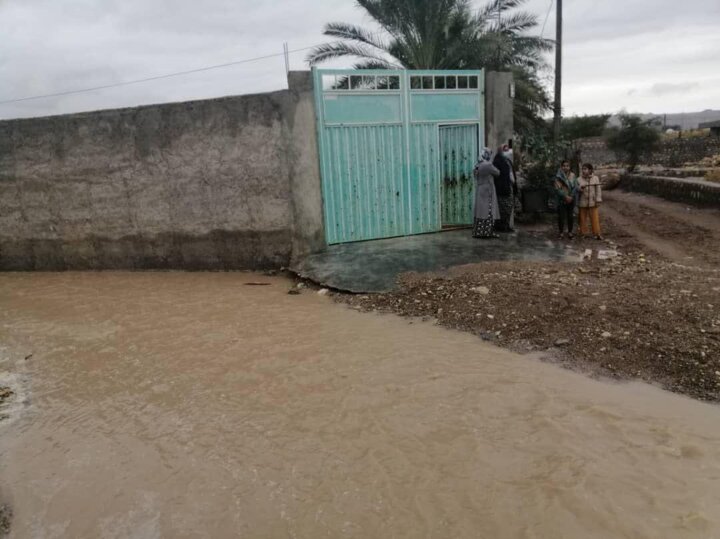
293 229 580 293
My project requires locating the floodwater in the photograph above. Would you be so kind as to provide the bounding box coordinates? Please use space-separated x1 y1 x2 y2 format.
0 273 719 539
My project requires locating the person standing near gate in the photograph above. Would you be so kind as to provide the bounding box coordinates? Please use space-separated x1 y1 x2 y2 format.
472 147 501 239
577 163 603 239
553 160 579 239
492 144 517 232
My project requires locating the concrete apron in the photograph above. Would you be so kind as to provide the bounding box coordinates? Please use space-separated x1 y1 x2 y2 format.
292 229 581 294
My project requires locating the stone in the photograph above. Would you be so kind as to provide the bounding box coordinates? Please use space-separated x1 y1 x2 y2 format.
317 288 330 296
555 338 571 346
598 250 619 260
601 331 612 338
599 305 607 312
287 289 301 295
600 171 621 190
471 286 490 295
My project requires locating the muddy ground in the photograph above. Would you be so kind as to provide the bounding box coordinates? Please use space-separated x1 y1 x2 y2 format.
339 190 720 402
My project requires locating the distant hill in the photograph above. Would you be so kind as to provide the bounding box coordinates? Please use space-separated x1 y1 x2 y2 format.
607 110 720 130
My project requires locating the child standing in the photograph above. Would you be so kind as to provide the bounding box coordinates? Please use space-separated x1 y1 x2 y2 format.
577 163 603 240
553 160 578 239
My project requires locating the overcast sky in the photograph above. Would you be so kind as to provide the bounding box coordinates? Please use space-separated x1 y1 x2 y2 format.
0 0 718 120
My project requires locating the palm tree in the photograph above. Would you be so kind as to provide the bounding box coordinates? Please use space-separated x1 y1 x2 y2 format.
307 0 553 132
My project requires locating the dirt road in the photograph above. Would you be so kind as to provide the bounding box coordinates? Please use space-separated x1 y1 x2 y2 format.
344 190 720 402
602 190 720 268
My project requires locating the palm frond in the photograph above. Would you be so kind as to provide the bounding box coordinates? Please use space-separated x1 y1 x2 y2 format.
477 0 524 20
515 35 555 53
356 0 405 35
306 42 395 66
353 59 401 69
323 22 388 51
495 12 539 34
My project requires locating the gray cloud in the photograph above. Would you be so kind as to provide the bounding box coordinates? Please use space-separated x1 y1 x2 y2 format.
0 0 719 119
649 82 700 96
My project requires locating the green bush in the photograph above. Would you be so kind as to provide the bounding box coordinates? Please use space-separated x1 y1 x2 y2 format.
521 134 569 190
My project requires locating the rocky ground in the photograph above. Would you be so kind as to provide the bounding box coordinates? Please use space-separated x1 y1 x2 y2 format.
0 505 10 538
338 190 720 402
0 387 12 422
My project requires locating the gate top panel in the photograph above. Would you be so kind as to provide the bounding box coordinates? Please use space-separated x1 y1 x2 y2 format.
314 69 484 126
406 70 484 123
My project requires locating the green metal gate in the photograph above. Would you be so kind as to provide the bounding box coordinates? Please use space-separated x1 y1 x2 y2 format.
313 69 484 244
440 124 479 225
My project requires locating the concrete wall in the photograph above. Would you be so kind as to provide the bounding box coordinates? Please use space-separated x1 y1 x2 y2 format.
622 174 720 206
0 72 322 270
484 71 514 151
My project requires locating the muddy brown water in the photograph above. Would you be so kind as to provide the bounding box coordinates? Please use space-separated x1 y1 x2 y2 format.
1 273 719 538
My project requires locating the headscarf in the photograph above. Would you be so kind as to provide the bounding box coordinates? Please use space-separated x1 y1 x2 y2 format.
555 167 578 198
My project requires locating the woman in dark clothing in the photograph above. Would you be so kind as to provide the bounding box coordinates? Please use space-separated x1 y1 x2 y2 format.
492 145 517 232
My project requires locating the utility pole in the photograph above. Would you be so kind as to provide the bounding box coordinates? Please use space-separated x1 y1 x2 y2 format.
283 42 290 75
496 2 502 68
553 0 562 142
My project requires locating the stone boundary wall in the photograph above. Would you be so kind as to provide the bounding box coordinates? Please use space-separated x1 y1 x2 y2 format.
621 174 720 206
575 137 615 167
0 72 323 271
577 136 720 167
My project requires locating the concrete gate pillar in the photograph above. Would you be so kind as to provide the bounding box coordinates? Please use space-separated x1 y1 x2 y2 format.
484 71 515 152
286 71 326 261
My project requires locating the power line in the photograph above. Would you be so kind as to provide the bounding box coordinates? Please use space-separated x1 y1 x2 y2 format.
540 0 554 38
0 43 322 106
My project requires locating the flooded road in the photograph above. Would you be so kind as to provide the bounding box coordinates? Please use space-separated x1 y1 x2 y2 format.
1 273 719 538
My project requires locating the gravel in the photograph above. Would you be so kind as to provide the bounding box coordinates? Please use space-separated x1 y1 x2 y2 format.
339 232 720 403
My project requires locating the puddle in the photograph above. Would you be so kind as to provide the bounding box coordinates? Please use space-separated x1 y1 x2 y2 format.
0 272 719 538
294 229 580 293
